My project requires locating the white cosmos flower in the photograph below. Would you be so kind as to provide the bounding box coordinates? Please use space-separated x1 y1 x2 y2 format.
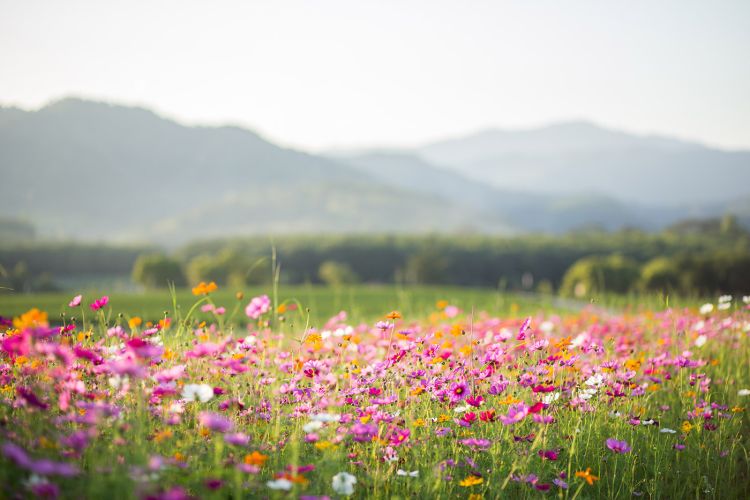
303 420 324 433
453 405 469 413
738 389 750 396
699 303 714 315
397 469 419 477
108 374 129 389
660 428 677 433
181 383 214 403
694 335 707 347
542 392 560 405
718 302 731 311
266 478 293 490
742 296 750 304
332 472 357 496
585 374 605 387
579 388 597 401
719 295 732 303
312 413 341 423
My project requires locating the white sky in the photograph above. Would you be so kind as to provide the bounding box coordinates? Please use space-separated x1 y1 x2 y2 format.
1 0 749 151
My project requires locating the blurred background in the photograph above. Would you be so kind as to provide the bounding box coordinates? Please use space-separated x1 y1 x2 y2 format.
1 0 749 298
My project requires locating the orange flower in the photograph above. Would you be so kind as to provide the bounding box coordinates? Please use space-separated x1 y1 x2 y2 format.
385 311 402 320
153 429 173 443
459 475 484 487
244 451 269 466
192 281 218 296
575 468 599 485
13 308 49 330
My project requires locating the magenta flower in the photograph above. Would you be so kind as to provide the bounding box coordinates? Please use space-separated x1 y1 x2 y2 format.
606 438 632 454
517 317 531 340
89 295 109 311
459 438 491 450
466 395 484 407
389 428 410 446
199 412 233 433
538 449 559 460
245 295 271 319
500 403 529 425
450 382 469 401
68 294 82 307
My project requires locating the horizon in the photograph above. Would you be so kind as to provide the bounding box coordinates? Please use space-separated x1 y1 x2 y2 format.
1 94 737 154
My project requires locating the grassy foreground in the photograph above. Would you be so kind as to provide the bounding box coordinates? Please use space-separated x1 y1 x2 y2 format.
0 287 748 499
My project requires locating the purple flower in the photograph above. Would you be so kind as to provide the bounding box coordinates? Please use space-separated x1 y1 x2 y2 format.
224 433 250 446
553 478 568 489
538 449 559 460
2 442 78 476
500 403 529 425
606 438 631 454
199 412 233 433
245 295 271 319
350 422 378 442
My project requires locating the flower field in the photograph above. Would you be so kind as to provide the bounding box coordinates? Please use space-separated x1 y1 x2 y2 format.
1 287 749 499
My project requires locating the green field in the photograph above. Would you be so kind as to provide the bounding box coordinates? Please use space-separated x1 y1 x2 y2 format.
0 285 699 329
0 285 567 335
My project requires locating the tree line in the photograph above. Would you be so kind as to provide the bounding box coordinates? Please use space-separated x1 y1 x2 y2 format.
2 217 749 296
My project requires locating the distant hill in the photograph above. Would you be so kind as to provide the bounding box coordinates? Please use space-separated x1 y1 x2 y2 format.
2 98 748 243
335 150 748 232
0 98 507 243
416 122 750 206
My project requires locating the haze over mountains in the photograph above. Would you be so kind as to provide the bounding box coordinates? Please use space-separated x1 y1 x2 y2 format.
1 97 749 244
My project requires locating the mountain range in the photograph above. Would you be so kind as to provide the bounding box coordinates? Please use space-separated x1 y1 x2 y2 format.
1 97 748 244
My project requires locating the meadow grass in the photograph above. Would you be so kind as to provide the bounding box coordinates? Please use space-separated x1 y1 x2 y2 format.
0 287 748 499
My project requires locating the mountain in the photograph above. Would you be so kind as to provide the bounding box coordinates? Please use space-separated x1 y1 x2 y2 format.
3 99 747 243
417 122 750 207
335 150 726 232
0 98 508 243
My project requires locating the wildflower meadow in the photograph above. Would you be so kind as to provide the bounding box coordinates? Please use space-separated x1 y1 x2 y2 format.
1 286 749 499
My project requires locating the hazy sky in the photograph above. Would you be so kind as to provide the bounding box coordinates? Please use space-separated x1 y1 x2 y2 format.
2 0 749 151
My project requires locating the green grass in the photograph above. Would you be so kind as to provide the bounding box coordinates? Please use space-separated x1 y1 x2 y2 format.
1 285 576 327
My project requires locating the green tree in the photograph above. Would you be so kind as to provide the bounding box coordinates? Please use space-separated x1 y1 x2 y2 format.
132 254 186 289
560 254 640 297
318 260 359 286
639 257 684 293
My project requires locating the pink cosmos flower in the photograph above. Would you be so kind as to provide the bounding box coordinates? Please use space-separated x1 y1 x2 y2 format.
245 295 271 319
606 438 631 454
459 438 491 450
199 412 233 433
500 403 529 425
224 433 250 446
68 294 82 307
89 295 109 311
517 317 531 340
